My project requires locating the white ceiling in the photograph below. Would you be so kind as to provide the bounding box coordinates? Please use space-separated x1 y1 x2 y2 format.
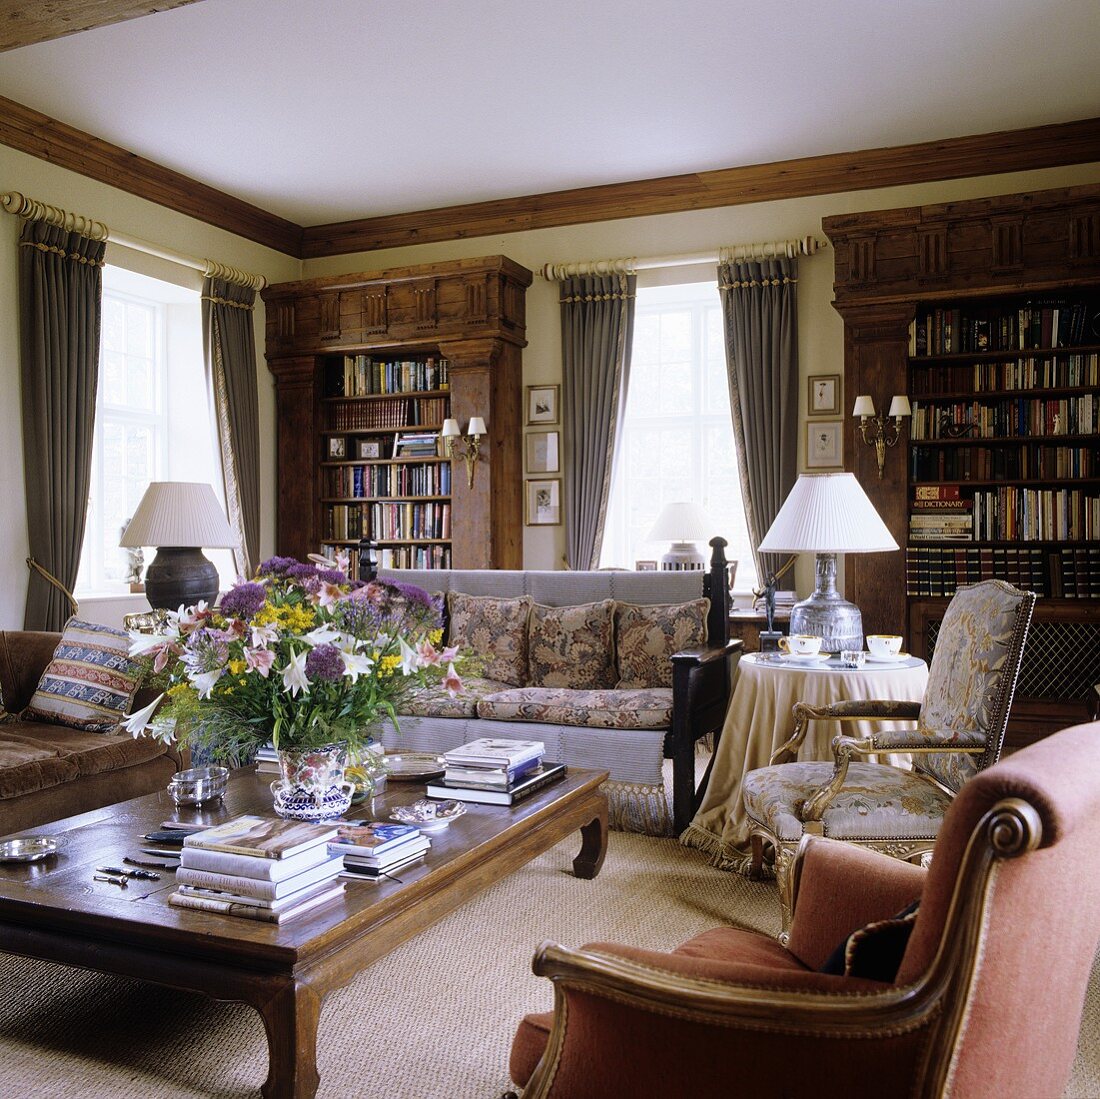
1 0 1098 227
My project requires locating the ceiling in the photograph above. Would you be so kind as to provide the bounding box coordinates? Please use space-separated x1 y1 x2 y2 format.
0 0 1098 228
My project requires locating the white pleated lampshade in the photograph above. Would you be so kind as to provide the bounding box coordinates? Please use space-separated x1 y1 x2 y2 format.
120 482 238 549
757 473 897 554
647 501 713 543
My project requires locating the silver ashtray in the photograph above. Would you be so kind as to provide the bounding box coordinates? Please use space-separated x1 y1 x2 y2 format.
0 837 59 863
167 765 229 807
391 798 466 833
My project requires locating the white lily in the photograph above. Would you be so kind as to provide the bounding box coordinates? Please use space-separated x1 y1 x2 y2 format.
189 669 224 699
303 625 342 647
251 622 279 649
121 694 165 737
281 648 310 697
341 649 375 683
128 632 166 657
397 637 420 676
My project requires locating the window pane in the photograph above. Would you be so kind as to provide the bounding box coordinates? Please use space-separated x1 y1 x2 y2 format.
102 297 125 353
125 301 154 358
102 351 126 406
126 355 155 411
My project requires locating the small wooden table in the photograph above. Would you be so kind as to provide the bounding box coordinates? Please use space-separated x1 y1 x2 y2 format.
0 767 608 1098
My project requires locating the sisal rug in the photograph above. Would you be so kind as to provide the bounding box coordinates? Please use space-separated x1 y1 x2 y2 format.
0 830 1096 1097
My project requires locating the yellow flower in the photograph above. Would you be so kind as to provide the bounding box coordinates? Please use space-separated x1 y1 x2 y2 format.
228 659 246 675
379 655 401 676
428 627 443 645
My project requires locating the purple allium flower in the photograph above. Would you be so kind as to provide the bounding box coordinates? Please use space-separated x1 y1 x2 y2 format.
286 562 320 581
392 581 434 609
305 644 344 683
317 568 347 585
257 555 298 578
219 581 267 620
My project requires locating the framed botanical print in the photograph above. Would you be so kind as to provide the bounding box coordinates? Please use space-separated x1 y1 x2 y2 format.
526 384 560 426
805 420 843 469
525 430 560 474
525 479 562 525
808 373 841 416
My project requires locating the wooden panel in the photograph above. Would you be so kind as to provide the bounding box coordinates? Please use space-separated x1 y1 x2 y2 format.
0 95 302 255
268 357 320 561
300 118 1100 257
0 0 207 50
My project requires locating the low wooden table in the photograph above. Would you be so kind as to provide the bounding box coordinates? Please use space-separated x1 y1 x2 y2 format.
0 767 608 1098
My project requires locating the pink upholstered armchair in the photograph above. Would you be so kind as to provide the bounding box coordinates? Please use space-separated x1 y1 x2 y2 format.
507 721 1100 1099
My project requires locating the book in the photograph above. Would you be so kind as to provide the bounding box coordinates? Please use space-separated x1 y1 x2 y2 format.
327 821 420 855
340 835 431 868
427 762 567 806
443 738 545 769
179 842 340 882
339 850 427 881
175 874 340 911
442 755 542 787
169 881 345 924
182 816 339 860
174 854 345 900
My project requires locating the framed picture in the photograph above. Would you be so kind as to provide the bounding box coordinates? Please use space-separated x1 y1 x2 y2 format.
526 384 560 425
805 420 843 469
327 436 346 459
525 430 560 474
635 559 658 572
808 373 841 416
356 438 382 460
525 478 562 525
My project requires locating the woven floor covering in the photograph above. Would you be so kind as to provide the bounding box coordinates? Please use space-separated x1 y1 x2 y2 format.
0 830 1096 1098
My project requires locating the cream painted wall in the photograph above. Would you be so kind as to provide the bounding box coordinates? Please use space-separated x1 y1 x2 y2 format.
0 145 301 628
301 162 1100 599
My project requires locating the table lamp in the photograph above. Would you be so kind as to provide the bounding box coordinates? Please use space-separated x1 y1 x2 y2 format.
647 501 713 571
120 482 238 611
756 472 897 651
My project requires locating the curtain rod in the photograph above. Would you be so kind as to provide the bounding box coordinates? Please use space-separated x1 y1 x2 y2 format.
540 235 826 280
0 191 267 290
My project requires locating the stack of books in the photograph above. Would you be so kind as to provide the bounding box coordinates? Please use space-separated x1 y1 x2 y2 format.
910 485 974 542
255 743 280 776
328 822 430 881
426 737 565 805
168 816 345 924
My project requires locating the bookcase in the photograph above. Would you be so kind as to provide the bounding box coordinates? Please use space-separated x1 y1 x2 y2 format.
823 183 1100 745
262 256 532 573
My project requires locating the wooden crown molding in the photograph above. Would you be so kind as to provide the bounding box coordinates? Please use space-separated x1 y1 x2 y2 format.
0 94 302 256
301 117 1100 258
0 1 208 52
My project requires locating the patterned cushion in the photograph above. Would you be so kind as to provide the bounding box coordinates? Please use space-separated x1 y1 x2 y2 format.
742 762 954 842
916 581 1030 793
476 687 673 731
447 593 532 686
24 619 143 732
614 599 709 689
528 600 616 689
399 677 514 720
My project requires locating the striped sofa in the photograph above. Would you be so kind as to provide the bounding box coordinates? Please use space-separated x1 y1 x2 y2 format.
378 554 739 836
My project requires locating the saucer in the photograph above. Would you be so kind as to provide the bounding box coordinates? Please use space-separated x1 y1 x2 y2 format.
780 653 830 663
866 652 909 663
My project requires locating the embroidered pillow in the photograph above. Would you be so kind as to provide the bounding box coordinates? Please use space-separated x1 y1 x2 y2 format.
528 600 616 690
819 901 920 982
24 618 143 732
615 599 709 689
447 593 532 686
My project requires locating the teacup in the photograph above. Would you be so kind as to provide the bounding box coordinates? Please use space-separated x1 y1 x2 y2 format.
867 634 903 659
779 634 823 657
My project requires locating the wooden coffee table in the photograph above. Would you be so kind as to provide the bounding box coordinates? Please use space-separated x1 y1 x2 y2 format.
0 766 608 1098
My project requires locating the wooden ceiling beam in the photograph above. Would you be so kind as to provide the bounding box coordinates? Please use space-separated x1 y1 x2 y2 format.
0 1 207 52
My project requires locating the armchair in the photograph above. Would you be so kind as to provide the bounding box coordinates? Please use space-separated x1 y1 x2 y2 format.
507 720 1100 1099
742 579 1035 927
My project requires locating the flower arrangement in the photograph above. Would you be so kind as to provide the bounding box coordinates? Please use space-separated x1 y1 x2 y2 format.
124 552 463 764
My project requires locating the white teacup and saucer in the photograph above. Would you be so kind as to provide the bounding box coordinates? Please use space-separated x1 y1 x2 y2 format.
778 634 828 663
866 634 907 663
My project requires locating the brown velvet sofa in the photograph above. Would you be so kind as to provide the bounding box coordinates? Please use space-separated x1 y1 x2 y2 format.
0 631 182 836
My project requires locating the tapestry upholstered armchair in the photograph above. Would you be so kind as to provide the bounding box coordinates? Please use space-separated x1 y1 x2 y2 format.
741 579 1035 928
506 720 1100 1099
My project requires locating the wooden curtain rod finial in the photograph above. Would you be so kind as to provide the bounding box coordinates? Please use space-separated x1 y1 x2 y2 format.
0 190 109 240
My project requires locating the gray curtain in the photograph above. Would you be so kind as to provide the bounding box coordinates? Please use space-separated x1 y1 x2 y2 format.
560 273 636 569
718 257 799 580
202 277 260 578
19 219 106 630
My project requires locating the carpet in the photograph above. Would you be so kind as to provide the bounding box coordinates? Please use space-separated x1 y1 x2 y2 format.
0 830 1096 1097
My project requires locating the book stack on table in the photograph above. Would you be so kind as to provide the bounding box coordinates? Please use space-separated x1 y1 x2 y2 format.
168 816 345 924
426 738 566 805
328 822 429 881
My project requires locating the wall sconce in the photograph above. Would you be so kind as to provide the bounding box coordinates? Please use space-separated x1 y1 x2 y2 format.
853 394 911 478
442 416 486 488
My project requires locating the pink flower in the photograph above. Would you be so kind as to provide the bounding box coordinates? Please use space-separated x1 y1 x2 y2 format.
244 647 275 677
416 641 459 667
442 662 462 697
150 640 181 674
312 581 344 609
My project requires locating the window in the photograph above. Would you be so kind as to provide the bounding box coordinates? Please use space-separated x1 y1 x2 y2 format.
599 281 758 592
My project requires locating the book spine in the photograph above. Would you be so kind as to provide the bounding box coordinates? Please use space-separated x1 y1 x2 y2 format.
178 847 318 881
175 867 283 898
170 892 282 921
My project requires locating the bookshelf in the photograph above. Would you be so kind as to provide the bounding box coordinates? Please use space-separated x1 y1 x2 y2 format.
262 255 532 572
823 182 1100 745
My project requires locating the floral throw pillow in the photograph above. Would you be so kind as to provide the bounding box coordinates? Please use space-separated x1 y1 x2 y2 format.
528 600 616 690
447 592 532 686
615 599 709 689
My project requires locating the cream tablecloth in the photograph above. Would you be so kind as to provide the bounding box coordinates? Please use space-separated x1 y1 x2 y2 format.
681 653 929 873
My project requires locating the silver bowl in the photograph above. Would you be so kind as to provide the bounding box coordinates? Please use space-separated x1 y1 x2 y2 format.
167 765 229 807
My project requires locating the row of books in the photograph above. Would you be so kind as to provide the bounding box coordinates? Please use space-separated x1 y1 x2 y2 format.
425 738 566 806
370 501 452 541
324 503 366 541
324 462 452 499
909 300 1095 356
326 397 448 431
906 545 1100 599
392 431 443 458
909 513 973 542
909 395 1098 440
328 355 450 398
909 352 1099 395
972 487 1099 542
373 544 452 570
910 444 1096 482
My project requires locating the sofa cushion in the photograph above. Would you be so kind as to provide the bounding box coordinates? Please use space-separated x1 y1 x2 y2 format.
400 677 515 720
24 618 142 732
477 687 673 731
447 593 531 686
615 599 709 689
528 600 616 690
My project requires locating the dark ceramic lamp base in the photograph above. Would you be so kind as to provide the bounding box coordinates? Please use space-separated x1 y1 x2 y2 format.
144 547 220 611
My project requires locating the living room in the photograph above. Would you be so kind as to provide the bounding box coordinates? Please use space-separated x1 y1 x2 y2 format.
0 2 1098 1096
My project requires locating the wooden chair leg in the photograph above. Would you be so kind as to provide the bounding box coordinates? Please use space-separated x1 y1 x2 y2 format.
671 737 696 835
749 833 765 880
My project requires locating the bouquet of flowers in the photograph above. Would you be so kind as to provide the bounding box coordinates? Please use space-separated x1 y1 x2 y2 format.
124 553 463 764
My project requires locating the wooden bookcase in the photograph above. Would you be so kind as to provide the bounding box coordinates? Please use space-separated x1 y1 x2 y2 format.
262 256 532 571
823 183 1100 745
